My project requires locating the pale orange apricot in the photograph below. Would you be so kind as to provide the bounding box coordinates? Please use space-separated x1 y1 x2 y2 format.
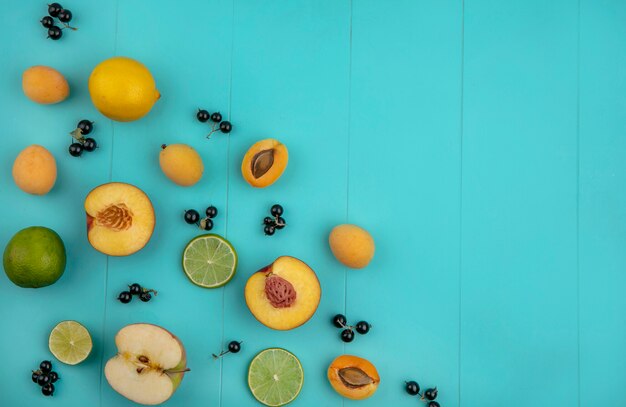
12 145 57 195
329 224 375 269
241 139 288 188
22 66 69 104
328 355 380 400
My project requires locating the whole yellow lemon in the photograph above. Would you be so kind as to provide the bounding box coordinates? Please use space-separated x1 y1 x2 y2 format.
88 57 160 122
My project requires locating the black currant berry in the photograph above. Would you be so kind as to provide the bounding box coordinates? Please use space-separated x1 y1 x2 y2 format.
355 321 370 335
83 138 97 152
428 402 440 407
228 341 241 354
47 26 62 40
184 209 200 224
37 373 51 386
219 121 232 133
264 225 276 236
139 292 152 302
48 371 59 383
210 112 222 123
340 329 355 343
32 371 40 383
58 9 72 23
39 361 52 373
332 314 347 328
423 388 438 401
41 16 54 28
275 217 286 229
117 291 132 304
200 218 214 231
263 217 274 225
69 143 83 157
129 283 142 295
41 382 54 396
197 109 210 122
405 380 420 396
270 204 283 217
48 3 63 17
205 206 218 218
77 120 93 135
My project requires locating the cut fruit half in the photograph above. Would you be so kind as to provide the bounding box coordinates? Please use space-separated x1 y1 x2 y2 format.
49 320 93 365
248 348 304 406
182 234 237 288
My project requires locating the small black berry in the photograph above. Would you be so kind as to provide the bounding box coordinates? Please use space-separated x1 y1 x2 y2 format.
184 210 200 224
263 217 275 226
69 143 83 157
210 112 222 123
37 373 51 386
39 361 52 373
264 225 276 236
48 3 63 17
405 380 420 396
83 138 97 152
57 9 72 23
139 292 152 302
270 204 283 217
428 402 440 407
41 382 54 396
47 26 62 40
41 16 54 28
228 341 241 354
219 121 232 133
355 321 370 335
332 314 347 328
200 218 214 231
340 329 355 343
117 291 132 304
48 371 59 383
205 206 218 218
77 120 93 135
129 283 142 295
197 109 210 122
275 217 286 229
423 388 438 401
32 371 40 383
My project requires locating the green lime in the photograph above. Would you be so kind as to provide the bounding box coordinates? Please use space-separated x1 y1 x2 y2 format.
182 234 237 288
248 348 304 406
3 226 66 288
49 320 92 365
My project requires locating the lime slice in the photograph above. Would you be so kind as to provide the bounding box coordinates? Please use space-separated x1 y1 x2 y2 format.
248 348 304 406
48 321 92 365
182 234 237 288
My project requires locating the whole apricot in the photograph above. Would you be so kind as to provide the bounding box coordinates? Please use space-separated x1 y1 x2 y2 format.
329 224 375 269
22 66 69 104
159 144 203 186
12 145 57 195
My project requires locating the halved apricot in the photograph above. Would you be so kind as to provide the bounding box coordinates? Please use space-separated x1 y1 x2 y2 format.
328 355 380 400
241 139 288 188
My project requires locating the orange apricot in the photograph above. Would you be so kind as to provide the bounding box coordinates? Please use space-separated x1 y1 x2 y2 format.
22 66 69 104
328 355 380 400
241 139 288 188
329 224 375 269
12 145 57 195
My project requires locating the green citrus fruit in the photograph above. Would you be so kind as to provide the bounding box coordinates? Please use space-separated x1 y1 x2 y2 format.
49 320 92 365
182 234 237 288
3 226 66 288
248 348 304 406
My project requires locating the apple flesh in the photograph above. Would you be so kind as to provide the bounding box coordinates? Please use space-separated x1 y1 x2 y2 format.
105 324 188 405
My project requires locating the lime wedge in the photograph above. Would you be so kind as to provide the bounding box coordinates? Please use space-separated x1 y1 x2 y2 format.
48 321 92 365
182 234 237 288
248 348 304 406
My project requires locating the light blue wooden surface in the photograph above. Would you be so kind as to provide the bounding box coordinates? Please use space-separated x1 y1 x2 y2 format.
0 1 624 406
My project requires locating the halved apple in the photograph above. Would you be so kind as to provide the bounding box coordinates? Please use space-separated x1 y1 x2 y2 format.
85 182 155 256
245 256 321 330
104 323 189 405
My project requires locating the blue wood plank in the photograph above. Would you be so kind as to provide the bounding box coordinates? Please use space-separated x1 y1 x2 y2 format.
579 1 626 405
221 1 350 406
348 1 463 405
460 1 579 405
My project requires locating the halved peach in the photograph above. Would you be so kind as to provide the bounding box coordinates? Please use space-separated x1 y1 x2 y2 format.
328 355 380 400
244 256 321 330
241 139 288 188
85 182 155 256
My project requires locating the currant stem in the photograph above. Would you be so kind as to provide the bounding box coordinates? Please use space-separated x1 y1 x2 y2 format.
61 23 78 31
142 288 158 296
212 350 230 359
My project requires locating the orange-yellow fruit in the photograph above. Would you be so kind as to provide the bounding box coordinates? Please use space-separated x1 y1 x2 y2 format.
85 183 155 256
12 145 57 195
241 139 288 188
22 66 69 104
328 355 380 400
159 144 203 186
329 224 375 269
244 256 321 330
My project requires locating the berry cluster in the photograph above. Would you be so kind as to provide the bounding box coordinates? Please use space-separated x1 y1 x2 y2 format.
196 109 232 138
41 3 76 41
117 283 157 304
212 340 242 359
184 205 218 231
263 204 286 236
69 120 97 157
405 381 440 406
31 360 59 397
332 314 371 343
